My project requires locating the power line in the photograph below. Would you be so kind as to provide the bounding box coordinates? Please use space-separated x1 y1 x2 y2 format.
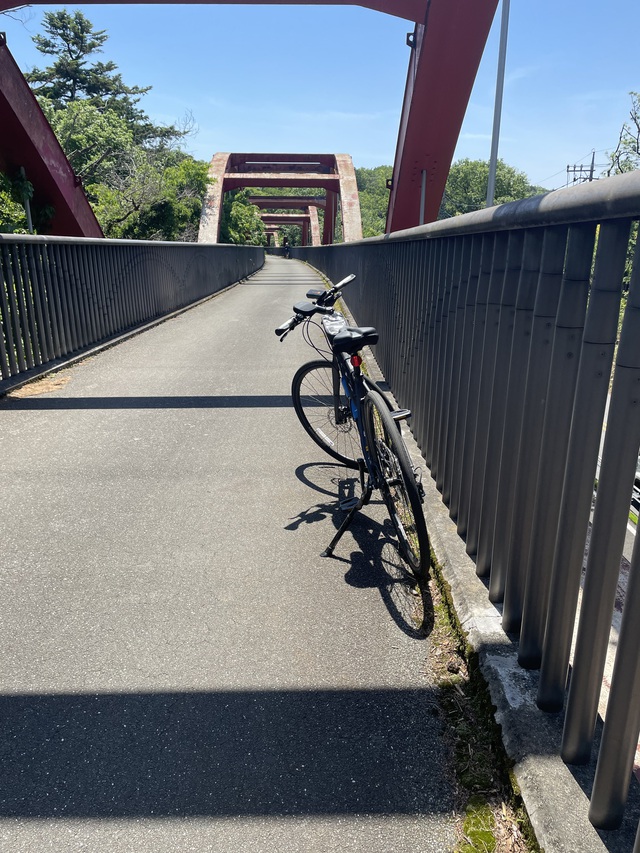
566 150 609 186
534 148 611 188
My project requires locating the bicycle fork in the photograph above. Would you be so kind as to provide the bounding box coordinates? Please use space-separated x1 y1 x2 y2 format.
321 459 372 558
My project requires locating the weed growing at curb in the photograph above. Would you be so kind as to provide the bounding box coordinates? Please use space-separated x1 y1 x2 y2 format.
427 561 542 853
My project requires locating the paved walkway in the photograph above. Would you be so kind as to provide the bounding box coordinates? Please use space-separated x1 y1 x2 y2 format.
0 257 458 852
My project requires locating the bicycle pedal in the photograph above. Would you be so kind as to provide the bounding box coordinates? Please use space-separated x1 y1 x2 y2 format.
391 409 411 422
339 497 360 511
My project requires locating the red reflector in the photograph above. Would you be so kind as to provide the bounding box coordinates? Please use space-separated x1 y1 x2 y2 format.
351 355 363 367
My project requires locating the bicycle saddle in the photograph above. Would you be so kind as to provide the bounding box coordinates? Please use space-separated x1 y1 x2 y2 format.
331 326 379 354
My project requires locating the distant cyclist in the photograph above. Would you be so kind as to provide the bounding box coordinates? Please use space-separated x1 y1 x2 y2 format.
282 236 291 259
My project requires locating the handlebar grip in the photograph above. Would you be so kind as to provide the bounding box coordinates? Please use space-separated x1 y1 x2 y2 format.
275 317 296 336
333 273 356 292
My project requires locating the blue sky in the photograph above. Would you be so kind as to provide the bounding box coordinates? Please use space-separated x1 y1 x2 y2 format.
2 1 638 190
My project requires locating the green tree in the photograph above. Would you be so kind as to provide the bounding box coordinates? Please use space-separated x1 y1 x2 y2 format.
91 151 209 241
39 97 134 189
606 91 640 175
0 9 209 240
0 172 30 233
219 189 266 246
439 158 546 218
26 11 148 109
605 91 639 289
26 10 184 148
356 165 392 237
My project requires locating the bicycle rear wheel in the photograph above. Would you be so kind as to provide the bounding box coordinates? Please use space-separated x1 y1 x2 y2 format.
364 390 430 578
291 360 360 468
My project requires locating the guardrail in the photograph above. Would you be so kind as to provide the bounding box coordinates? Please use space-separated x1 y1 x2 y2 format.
294 171 640 842
0 235 264 394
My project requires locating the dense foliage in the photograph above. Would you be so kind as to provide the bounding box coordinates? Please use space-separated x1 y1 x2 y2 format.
356 165 392 237
439 159 547 218
219 189 266 246
2 10 208 240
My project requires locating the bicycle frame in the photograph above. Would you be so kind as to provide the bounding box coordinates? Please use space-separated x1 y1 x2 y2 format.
332 346 387 493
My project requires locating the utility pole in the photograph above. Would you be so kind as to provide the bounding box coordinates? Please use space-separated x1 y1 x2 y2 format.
567 150 602 185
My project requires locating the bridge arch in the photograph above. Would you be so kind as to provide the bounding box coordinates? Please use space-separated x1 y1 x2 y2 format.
198 153 362 245
0 0 498 235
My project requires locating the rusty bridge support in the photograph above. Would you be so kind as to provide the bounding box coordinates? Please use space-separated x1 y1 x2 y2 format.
249 196 324 246
198 153 362 245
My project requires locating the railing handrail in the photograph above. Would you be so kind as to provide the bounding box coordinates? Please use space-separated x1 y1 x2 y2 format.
333 170 640 245
0 233 266 249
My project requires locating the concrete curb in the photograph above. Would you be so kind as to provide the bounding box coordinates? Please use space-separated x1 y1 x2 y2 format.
419 471 609 853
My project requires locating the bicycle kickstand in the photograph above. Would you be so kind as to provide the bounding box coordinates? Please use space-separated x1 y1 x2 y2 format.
321 460 371 558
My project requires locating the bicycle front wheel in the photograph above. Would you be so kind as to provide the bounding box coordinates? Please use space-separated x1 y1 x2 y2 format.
364 390 430 578
291 360 360 469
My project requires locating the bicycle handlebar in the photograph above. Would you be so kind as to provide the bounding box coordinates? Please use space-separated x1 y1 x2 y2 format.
315 273 356 306
275 273 356 339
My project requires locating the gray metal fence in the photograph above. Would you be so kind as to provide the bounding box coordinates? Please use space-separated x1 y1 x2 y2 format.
0 235 264 394
294 171 640 842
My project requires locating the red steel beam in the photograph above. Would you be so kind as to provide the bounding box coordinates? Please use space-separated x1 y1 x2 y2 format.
0 34 103 237
0 0 428 22
248 196 326 210
386 0 499 232
223 173 340 191
260 213 310 225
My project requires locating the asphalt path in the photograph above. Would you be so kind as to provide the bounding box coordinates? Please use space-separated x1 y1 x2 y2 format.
0 257 457 852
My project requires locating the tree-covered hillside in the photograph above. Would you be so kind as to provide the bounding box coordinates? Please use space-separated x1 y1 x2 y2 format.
1 10 207 240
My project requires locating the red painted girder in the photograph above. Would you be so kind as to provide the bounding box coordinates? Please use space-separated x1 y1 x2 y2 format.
248 196 326 209
260 213 311 225
0 0 428 22
386 0 499 232
0 35 103 237
224 173 340 191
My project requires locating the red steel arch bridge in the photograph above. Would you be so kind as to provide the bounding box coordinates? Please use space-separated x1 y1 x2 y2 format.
0 0 499 237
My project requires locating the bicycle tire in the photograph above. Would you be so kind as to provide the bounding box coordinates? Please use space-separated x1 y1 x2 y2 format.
291 360 360 468
364 390 430 578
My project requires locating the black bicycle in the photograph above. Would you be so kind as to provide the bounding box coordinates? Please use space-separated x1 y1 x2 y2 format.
276 273 430 579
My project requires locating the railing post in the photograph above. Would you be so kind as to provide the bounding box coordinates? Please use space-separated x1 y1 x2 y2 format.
448 235 482 523
424 239 448 467
585 237 640 829
489 228 543 601
501 226 567 633
475 230 522 576
442 236 473 506
562 218 635 765
457 234 495 541
434 239 461 489
467 231 508 564
517 224 593 668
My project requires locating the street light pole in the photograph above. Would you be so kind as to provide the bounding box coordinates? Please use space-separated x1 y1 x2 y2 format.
486 0 510 208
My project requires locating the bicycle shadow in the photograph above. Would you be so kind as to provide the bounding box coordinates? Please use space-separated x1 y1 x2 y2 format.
289 462 434 641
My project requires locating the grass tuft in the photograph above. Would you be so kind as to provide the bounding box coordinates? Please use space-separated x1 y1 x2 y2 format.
427 558 543 853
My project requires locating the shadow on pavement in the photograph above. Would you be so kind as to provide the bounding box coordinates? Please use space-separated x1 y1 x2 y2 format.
0 688 451 818
289 462 434 641
1 395 294 409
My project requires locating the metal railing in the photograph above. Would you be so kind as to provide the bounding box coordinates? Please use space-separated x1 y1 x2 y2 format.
0 235 264 394
294 171 640 842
